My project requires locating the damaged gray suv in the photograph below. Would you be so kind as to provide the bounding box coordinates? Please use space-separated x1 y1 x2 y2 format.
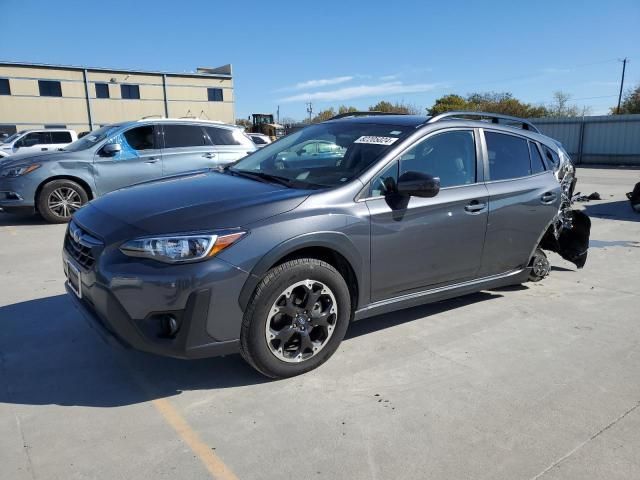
63 112 590 378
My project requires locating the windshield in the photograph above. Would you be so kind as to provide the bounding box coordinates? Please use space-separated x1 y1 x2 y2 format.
1 132 24 144
63 125 122 152
230 122 410 188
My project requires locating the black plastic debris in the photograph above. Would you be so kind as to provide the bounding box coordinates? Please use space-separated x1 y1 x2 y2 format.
626 182 640 212
541 210 591 268
573 191 601 202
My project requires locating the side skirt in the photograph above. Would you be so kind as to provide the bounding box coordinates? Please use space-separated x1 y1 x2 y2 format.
353 268 530 321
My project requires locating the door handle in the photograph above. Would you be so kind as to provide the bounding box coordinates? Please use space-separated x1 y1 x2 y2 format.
464 200 487 214
541 192 557 204
145 157 159 164
203 152 217 159
41 147 48 151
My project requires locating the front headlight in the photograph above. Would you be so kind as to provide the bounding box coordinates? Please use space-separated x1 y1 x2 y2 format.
0 164 41 177
120 231 246 263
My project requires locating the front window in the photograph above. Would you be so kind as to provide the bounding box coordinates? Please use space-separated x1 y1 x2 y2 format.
230 122 410 188
63 125 122 152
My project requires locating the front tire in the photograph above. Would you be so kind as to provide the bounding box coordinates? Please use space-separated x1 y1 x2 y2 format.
240 258 351 378
37 179 88 223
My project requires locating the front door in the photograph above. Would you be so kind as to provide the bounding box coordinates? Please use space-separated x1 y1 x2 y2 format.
92 124 163 195
366 129 489 302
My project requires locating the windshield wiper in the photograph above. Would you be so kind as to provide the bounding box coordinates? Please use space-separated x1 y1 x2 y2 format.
228 169 295 188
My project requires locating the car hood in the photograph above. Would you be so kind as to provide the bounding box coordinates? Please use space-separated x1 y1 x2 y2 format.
0 150 82 168
75 171 311 242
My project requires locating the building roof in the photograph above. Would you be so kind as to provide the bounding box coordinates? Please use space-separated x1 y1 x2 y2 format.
0 60 233 79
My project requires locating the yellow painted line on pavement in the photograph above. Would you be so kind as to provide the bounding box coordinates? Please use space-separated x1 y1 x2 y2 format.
151 397 240 480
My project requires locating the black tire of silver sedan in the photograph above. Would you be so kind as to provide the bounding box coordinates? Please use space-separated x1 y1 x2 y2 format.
528 248 551 282
240 258 351 378
37 179 88 223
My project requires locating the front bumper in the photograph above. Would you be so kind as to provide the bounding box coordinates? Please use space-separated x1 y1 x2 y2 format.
62 236 249 359
0 176 36 209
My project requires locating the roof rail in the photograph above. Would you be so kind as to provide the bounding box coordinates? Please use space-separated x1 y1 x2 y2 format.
427 111 540 133
329 111 409 120
140 115 165 120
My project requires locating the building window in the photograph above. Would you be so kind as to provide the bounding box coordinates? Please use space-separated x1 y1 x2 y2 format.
0 78 10 95
95 83 110 99
44 124 67 129
207 88 223 102
121 84 140 100
38 80 63 97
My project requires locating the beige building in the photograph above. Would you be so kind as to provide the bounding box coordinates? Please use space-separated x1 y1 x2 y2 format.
0 61 234 136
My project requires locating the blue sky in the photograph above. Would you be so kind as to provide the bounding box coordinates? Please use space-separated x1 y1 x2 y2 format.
2 0 639 120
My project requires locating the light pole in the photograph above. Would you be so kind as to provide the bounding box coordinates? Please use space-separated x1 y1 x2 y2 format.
306 102 313 123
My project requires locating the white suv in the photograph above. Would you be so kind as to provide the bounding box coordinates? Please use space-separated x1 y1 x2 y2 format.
0 129 78 158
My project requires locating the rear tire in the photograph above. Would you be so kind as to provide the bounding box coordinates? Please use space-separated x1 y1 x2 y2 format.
529 248 550 282
37 179 88 223
240 258 351 378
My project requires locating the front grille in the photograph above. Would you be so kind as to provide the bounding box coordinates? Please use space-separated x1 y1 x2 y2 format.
65 222 102 269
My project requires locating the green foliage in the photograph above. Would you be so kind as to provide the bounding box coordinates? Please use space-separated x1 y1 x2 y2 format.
427 91 549 118
338 105 358 115
235 118 252 129
311 108 336 123
369 101 420 114
611 83 640 114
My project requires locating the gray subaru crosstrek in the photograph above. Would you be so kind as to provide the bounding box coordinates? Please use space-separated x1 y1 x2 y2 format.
63 112 590 378
0 118 255 223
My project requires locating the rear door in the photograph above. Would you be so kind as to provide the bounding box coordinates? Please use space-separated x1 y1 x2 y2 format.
366 128 489 301
48 131 74 150
160 123 214 175
203 126 255 164
478 129 561 276
92 124 163 195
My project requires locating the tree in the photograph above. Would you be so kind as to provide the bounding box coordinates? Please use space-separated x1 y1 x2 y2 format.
369 101 420 114
280 116 298 126
338 105 358 115
311 108 336 123
235 118 251 130
611 83 640 114
427 91 549 118
547 91 583 117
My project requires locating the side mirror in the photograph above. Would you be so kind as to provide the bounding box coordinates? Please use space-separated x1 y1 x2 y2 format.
101 143 122 157
396 171 440 198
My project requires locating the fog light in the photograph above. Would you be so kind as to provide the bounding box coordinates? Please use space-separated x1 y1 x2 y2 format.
159 315 179 338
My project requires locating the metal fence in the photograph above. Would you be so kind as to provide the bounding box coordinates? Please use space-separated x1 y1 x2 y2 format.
531 114 640 166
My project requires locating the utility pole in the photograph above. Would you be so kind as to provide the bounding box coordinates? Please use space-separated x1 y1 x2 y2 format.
306 102 313 123
276 105 280 124
616 57 628 114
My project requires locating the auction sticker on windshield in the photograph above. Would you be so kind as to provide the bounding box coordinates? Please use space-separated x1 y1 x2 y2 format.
354 136 399 146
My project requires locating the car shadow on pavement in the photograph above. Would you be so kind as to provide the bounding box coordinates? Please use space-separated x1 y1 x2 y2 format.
0 212 48 227
0 290 505 408
582 200 639 223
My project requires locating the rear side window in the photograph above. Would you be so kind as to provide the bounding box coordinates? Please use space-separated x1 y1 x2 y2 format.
529 142 546 174
163 124 208 148
205 126 247 146
485 132 531 181
50 131 72 144
542 146 560 170
399 130 476 188
123 126 155 151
